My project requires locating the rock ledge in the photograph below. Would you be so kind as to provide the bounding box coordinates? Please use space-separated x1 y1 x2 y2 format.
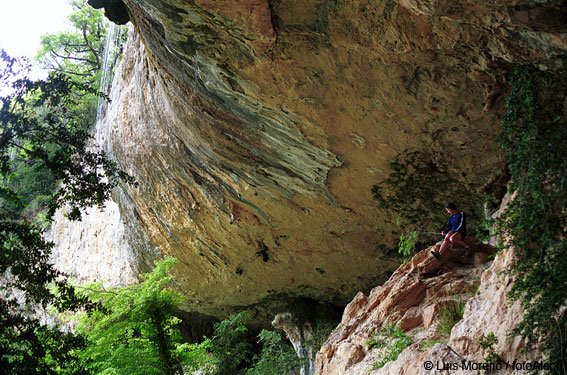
315 242 534 375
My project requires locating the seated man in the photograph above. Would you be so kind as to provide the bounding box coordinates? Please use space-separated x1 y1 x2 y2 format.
430 202 468 260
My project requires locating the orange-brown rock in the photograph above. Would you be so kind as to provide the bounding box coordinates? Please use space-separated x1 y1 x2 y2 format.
51 0 567 317
314 242 540 375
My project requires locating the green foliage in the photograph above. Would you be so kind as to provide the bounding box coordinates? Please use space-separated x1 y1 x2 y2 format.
245 330 302 375
76 258 212 375
0 53 134 220
36 0 127 88
310 320 336 353
371 150 489 250
0 49 133 374
203 311 252 375
2 1 129 221
366 334 387 350
495 64 567 370
0 317 89 375
0 153 54 211
0 3 130 373
436 298 466 335
367 324 413 369
35 0 128 130
478 333 500 366
281 298 341 351
0 178 95 375
397 230 418 257
419 339 446 350
36 0 104 81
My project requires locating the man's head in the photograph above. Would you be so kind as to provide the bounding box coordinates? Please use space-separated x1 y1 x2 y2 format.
445 202 458 214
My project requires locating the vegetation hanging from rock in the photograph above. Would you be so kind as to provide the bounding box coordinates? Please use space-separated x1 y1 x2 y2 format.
496 64 567 372
371 149 491 254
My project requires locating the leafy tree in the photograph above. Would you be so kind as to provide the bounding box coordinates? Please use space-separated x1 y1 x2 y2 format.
0 52 133 220
0 50 133 374
1 3 130 374
75 258 212 375
203 311 252 375
245 329 301 375
35 0 128 128
35 0 127 89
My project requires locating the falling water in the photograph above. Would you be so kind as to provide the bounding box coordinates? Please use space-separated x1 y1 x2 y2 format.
48 22 142 293
95 22 124 146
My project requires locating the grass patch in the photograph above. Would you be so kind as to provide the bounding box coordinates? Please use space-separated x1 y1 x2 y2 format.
436 298 466 335
420 339 447 350
367 324 413 370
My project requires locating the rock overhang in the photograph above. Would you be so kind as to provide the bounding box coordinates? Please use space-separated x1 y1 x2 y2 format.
85 0 566 317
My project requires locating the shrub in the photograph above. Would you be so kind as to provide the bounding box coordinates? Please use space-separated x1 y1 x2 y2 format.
398 230 418 258
203 311 252 375
75 258 212 375
368 324 413 369
478 333 500 367
246 330 302 375
436 298 466 335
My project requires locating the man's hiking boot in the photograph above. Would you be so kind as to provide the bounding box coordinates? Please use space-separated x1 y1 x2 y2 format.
430 250 442 260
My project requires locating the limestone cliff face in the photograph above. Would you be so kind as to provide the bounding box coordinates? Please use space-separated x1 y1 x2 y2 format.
51 0 566 317
48 202 137 287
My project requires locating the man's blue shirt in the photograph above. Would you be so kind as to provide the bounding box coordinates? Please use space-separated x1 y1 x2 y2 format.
446 212 467 237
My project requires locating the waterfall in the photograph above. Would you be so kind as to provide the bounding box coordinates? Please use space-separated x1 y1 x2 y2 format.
99 23 117 97
48 23 143 289
95 22 124 147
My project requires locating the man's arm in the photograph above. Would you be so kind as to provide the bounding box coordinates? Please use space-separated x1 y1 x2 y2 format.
454 212 465 233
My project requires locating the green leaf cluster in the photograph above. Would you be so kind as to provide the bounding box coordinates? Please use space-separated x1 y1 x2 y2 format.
35 0 127 90
202 311 252 375
0 322 89 375
435 298 466 335
309 319 336 353
495 64 567 371
0 46 132 373
75 258 212 375
245 330 302 375
419 339 446 350
478 333 500 367
1 52 134 220
397 230 418 258
35 0 128 130
367 324 413 369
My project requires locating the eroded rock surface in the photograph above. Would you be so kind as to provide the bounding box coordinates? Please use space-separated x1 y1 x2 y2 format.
314 242 536 375
273 313 316 375
48 202 137 286
51 0 567 316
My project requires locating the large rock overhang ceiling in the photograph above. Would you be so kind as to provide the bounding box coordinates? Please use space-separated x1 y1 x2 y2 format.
98 0 566 316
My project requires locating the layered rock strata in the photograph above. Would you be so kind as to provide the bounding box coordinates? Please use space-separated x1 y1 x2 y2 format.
51 0 567 316
314 242 534 375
